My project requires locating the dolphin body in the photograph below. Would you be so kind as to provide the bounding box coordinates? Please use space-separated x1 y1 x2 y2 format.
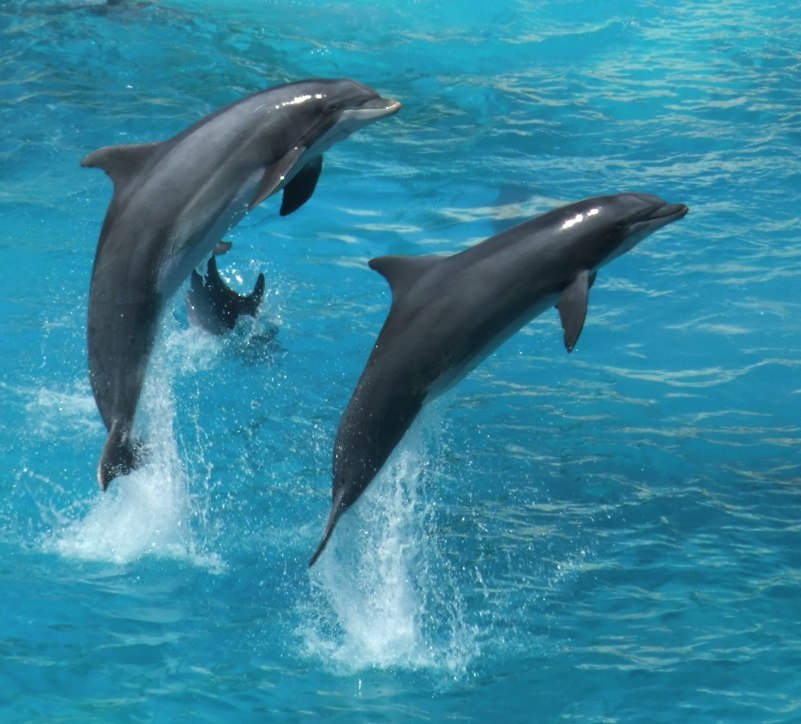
83 78 400 490
309 192 688 565
186 255 265 335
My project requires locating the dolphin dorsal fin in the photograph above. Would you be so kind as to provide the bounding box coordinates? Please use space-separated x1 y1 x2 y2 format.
368 254 442 300
81 142 163 193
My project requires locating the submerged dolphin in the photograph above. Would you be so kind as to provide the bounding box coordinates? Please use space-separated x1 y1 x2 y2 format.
309 192 688 565
186 255 265 335
83 78 401 490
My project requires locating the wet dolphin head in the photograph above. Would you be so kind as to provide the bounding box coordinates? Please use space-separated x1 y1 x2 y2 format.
553 193 689 267
606 192 688 260
263 78 401 157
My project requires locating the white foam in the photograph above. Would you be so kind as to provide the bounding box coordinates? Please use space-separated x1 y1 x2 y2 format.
49 455 198 565
24 381 97 438
162 324 223 375
43 321 224 572
302 412 479 675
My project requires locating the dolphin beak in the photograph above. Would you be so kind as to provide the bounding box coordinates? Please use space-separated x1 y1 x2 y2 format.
383 99 402 115
346 97 402 122
655 202 689 222
629 200 688 238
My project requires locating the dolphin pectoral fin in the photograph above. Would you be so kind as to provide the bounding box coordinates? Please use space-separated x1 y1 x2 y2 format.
82 142 163 193
280 155 323 216
369 254 442 301
98 423 141 491
557 269 591 353
248 146 305 211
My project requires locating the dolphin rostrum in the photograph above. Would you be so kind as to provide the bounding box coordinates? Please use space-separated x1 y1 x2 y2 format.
309 192 688 565
186 255 265 335
83 78 401 490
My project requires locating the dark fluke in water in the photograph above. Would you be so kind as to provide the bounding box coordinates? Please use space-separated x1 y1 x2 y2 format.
186 255 265 336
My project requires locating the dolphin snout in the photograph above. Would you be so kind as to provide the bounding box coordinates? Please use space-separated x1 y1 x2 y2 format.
654 202 689 221
359 97 402 118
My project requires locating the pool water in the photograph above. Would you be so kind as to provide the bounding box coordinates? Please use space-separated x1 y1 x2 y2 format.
1 0 800 720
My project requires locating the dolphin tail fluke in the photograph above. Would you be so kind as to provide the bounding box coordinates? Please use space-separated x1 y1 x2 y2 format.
245 273 266 315
98 423 140 491
308 505 344 567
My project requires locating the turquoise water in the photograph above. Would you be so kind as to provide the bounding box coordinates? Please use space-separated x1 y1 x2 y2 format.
2 0 800 720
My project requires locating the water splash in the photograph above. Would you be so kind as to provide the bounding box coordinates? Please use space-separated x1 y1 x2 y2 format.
301 410 479 675
42 321 224 572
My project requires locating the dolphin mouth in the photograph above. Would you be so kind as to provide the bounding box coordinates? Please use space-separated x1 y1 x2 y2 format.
651 202 689 222
626 199 688 238
344 97 402 122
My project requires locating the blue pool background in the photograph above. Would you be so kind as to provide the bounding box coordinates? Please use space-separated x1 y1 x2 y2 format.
1 0 800 720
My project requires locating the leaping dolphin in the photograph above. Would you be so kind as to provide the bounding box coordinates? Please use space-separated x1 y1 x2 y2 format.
83 78 401 490
309 192 688 565
186 255 265 335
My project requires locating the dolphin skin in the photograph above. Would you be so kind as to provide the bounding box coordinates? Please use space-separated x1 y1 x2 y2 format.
309 192 688 565
186 255 265 335
84 78 401 490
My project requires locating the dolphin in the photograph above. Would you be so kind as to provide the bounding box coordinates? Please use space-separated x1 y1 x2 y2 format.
309 192 688 565
186 255 266 335
83 78 401 490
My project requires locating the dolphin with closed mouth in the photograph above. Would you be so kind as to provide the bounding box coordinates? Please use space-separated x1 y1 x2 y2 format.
186 254 266 335
309 192 688 565
83 78 401 490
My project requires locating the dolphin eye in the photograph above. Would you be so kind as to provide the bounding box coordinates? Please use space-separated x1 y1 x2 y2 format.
326 102 341 113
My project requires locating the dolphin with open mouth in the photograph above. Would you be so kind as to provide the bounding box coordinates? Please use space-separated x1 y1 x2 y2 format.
83 78 401 490
309 192 688 565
